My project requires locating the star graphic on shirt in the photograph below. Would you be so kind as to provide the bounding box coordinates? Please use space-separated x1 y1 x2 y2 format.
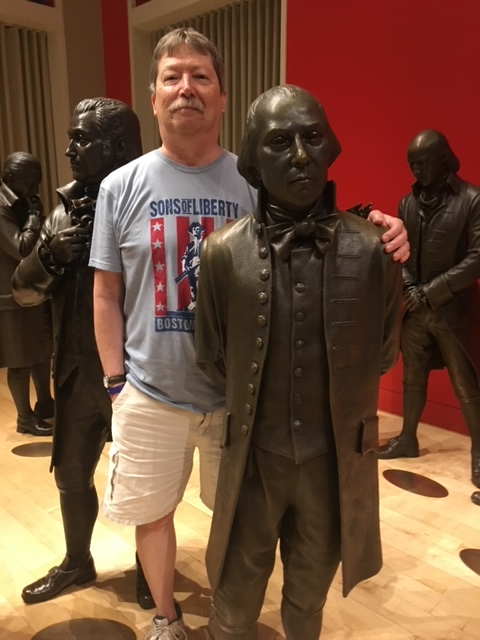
152 222 162 232
153 239 163 249
155 261 165 272
156 282 165 292
156 302 165 312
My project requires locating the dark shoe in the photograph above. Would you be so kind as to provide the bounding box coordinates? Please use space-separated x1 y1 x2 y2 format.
471 491 480 506
136 552 155 610
471 456 480 488
34 399 54 420
378 435 419 459
16 415 53 437
21 554 96 603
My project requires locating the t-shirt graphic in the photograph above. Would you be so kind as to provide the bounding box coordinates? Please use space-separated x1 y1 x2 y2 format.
150 215 214 332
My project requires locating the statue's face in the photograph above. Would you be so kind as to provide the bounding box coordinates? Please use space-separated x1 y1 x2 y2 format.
7 164 41 200
407 143 446 188
253 92 331 216
65 111 116 187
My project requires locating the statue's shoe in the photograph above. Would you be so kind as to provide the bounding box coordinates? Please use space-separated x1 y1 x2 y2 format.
471 456 480 488
16 415 53 436
21 554 96 603
377 436 419 459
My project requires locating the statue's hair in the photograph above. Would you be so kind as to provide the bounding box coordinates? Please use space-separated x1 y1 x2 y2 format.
237 85 342 189
150 27 225 94
73 97 143 163
2 152 41 180
409 129 460 173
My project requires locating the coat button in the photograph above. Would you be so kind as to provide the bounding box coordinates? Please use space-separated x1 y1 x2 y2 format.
254 223 262 235
257 315 267 327
245 404 252 415
294 367 303 377
251 362 259 373
295 311 305 321
259 269 270 281
259 247 268 259
258 292 268 304
241 424 249 436
295 339 305 349
293 420 302 430
256 337 264 349
294 282 306 293
247 383 255 394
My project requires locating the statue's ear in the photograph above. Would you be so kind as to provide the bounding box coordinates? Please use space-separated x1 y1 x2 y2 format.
114 138 126 161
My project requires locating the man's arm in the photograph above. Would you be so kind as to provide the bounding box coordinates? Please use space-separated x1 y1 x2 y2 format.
368 210 410 264
93 269 126 398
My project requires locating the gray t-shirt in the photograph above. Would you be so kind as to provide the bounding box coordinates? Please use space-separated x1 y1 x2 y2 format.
90 149 257 412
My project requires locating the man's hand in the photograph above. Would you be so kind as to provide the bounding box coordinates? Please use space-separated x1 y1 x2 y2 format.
403 285 427 312
48 226 91 265
368 210 410 263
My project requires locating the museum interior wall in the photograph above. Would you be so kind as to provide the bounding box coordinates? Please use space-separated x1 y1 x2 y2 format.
1 0 479 435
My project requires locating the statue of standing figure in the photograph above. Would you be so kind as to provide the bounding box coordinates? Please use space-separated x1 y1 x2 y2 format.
378 130 480 490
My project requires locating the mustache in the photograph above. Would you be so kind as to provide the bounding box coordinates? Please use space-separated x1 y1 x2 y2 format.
168 97 205 113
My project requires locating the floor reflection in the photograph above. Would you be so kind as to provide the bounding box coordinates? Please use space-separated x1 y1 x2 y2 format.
459 548 480 577
11 441 52 457
32 618 136 639
383 469 449 497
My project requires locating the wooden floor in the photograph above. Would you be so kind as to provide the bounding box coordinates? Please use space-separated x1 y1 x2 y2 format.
0 367 479 640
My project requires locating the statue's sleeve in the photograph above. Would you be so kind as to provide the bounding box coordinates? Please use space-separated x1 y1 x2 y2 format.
195 236 227 393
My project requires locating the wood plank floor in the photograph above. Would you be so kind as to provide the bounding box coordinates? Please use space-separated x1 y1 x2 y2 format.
0 367 479 639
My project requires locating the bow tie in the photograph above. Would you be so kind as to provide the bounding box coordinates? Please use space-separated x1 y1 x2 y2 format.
266 214 338 262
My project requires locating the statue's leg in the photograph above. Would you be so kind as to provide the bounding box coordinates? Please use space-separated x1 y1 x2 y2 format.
7 366 32 419
280 452 341 640
31 359 54 418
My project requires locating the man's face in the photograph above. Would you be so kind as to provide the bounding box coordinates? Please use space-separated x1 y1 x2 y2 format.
151 44 226 142
65 111 117 187
407 143 446 188
253 92 331 216
7 164 42 200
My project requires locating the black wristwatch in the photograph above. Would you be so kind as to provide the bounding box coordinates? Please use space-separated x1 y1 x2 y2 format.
103 374 127 389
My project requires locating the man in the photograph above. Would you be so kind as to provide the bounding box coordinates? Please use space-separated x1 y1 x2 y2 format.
378 130 480 490
0 152 53 436
194 84 403 640
12 98 147 604
90 29 408 640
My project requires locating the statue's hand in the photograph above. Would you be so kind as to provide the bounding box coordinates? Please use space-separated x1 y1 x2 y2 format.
403 285 427 312
48 226 91 265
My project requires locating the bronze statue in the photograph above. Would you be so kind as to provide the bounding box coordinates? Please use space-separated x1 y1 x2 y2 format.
195 85 403 640
11 99 151 606
0 152 53 436
378 130 480 489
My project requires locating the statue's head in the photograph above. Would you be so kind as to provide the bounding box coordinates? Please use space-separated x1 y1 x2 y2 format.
237 85 341 216
66 97 143 189
407 130 459 188
2 152 42 200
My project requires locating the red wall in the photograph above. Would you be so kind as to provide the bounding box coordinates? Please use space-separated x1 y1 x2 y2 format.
286 0 480 434
100 0 132 105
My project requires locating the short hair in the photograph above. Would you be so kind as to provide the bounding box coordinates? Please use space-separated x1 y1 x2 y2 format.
73 98 143 164
2 152 41 181
237 85 342 189
149 27 225 94
408 129 460 174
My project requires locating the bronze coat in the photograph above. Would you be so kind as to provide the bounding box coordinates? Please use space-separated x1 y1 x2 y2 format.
195 206 403 597
11 181 111 466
